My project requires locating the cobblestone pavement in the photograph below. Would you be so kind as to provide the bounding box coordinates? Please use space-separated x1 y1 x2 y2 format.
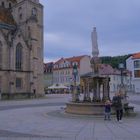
0 94 140 140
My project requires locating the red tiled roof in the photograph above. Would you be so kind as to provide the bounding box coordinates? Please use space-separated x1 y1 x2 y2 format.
66 55 87 62
54 55 88 64
132 52 140 59
55 58 64 65
53 55 89 70
99 64 120 75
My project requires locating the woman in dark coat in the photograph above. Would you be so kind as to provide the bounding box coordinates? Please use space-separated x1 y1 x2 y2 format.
112 93 123 122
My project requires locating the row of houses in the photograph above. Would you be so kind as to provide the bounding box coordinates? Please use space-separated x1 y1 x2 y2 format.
44 53 140 94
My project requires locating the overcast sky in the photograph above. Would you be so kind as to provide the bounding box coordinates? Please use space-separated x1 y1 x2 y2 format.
40 0 140 62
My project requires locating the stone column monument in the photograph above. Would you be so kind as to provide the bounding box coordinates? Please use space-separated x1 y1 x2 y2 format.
91 27 99 58
66 27 111 115
91 27 101 101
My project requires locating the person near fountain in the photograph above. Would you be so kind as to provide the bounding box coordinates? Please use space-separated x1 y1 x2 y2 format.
112 93 123 122
104 100 112 120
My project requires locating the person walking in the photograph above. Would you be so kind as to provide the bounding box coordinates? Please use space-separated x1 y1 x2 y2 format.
104 100 112 120
112 93 123 122
0 89 1 100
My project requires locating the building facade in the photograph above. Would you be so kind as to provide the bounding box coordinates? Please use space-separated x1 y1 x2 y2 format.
99 64 131 94
45 55 131 94
44 62 53 89
126 52 140 93
0 0 44 96
53 55 91 87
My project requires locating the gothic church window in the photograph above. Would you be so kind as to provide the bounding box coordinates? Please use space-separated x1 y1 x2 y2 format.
37 47 42 58
15 43 22 70
19 14 22 20
18 7 22 12
0 76 1 89
32 7 37 16
16 78 22 88
18 7 22 21
0 42 2 69
1 2 5 7
9 3 11 8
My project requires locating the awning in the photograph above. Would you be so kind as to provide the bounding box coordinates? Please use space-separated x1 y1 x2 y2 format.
48 84 68 89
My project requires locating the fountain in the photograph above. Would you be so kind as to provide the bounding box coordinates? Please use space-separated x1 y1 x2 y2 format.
66 27 111 115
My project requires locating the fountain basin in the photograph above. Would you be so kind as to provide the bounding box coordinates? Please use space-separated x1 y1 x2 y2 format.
66 102 108 115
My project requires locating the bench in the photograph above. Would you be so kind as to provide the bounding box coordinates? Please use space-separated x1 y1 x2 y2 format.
124 106 134 115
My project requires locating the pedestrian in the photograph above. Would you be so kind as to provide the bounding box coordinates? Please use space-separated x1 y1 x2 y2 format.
0 89 1 100
104 100 111 120
112 92 123 122
33 89 36 98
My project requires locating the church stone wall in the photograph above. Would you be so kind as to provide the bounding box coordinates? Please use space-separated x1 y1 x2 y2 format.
0 0 44 97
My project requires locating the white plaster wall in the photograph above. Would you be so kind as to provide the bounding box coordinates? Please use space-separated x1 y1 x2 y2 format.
126 56 134 77
133 80 140 93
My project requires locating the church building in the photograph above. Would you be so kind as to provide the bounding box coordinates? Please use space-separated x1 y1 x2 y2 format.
0 0 44 97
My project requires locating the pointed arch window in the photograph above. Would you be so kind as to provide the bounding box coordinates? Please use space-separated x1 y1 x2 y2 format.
1 2 5 7
18 7 22 21
0 76 1 89
18 7 22 13
15 43 22 70
0 42 2 69
9 3 11 8
32 7 37 16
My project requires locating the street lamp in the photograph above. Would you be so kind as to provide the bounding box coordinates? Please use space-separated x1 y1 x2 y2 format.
118 63 127 99
118 64 129 106
119 63 124 87
72 64 79 102
119 63 124 86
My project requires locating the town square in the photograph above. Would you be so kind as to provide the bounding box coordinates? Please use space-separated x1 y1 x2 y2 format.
0 0 140 140
0 93 139 140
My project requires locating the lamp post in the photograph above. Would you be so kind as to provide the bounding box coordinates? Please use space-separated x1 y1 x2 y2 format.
118 63 129 107
119 63 124 87
72 64 79 102
118 63 127 99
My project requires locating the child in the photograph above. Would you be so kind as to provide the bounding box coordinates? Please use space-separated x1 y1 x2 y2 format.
104 100 111 120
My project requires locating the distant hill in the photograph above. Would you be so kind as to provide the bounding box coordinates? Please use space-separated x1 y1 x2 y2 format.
100 54 131 69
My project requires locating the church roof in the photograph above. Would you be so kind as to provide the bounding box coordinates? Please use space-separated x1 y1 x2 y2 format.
0 7 16 28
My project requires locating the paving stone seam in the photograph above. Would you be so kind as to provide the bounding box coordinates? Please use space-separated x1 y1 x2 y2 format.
73 121 90 139
104 122 116 139
114 122 140 139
